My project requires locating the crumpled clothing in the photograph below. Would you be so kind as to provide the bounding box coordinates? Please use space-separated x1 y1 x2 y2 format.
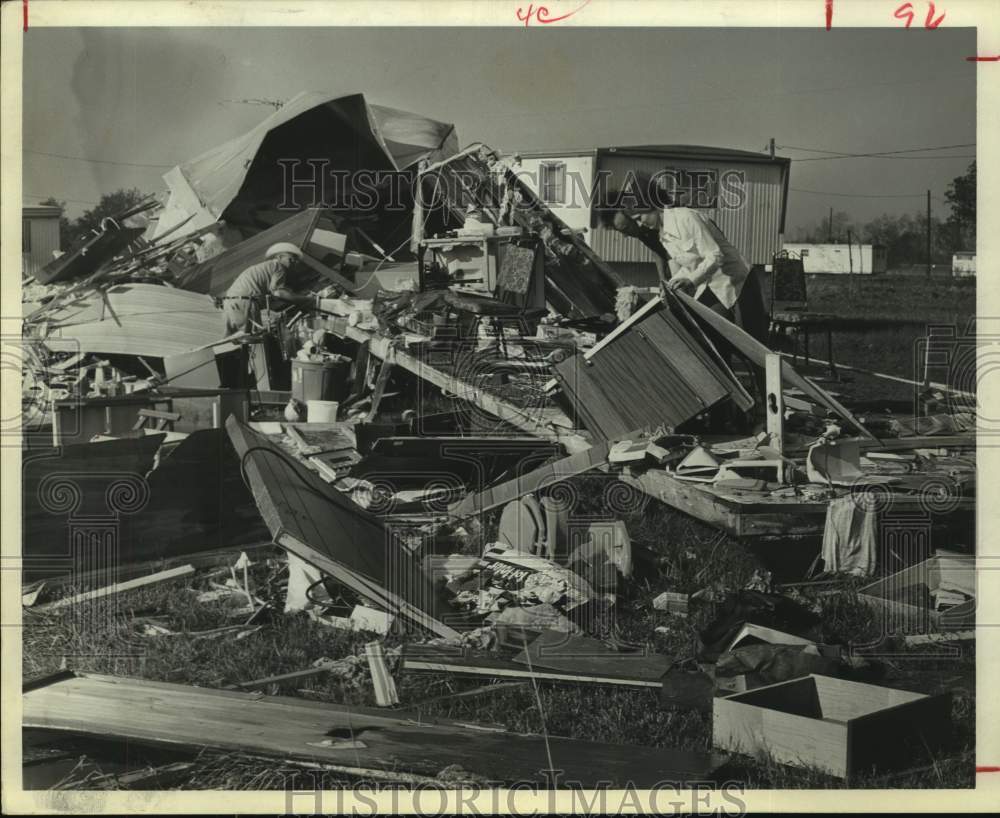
819 494 877 576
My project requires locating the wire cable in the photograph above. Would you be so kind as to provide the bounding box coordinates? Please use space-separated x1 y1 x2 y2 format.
779 142 974 157
23 148 173 169
790 188 929 198
520 629 556 778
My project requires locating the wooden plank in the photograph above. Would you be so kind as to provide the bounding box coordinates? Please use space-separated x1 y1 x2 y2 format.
35 565 196 612
902 630 976 646
366 641 400 706
364 360 394 422
330 322 590 453
621 468 830 539
765 353 785 455
512 631 671 683
449 441 611 518
23 672 725 787
297 249 359 293
402 649 663 690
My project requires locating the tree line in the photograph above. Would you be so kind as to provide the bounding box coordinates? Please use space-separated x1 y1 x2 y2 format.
791 162 975 266
38 188 151 250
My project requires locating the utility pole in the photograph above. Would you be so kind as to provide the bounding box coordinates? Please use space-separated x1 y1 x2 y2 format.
847 228 855 295
828 206 833 242
769 138 775 160
926 190 932 279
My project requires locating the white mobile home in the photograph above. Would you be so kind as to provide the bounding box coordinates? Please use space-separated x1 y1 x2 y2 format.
781 242 886 275
952 252 976 277
22 206 62 277
513 145 791 284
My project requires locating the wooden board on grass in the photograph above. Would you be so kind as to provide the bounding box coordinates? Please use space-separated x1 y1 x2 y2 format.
24 672 726 787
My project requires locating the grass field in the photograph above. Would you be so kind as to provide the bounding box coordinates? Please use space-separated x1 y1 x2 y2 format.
22 272 977 791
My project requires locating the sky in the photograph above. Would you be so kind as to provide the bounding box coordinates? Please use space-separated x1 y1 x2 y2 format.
22 26 977 235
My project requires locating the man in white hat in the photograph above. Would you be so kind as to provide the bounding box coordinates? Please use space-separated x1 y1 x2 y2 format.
222 242 318 334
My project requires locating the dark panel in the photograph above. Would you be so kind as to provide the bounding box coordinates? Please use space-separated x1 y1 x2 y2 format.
554 307 732 440
173 208 322 297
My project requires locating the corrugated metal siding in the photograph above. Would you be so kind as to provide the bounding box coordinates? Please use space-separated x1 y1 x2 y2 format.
23 217 61 277
590 155 786 266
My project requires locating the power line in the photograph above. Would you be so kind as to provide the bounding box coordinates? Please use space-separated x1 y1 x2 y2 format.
782 142 974 156
791 188 928 198
23 192 100 206
23 148 172 169
778 143 975 162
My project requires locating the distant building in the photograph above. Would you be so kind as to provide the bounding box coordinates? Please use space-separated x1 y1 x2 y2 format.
952 251 976 277
22 205 62 278
780 242 887 275
512 145 791 284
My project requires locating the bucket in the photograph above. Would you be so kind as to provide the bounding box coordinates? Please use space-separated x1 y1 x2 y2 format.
307 400 339 423
291 357 351 403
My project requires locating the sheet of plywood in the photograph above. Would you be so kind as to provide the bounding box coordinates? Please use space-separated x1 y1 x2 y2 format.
172 208 323 297
23 672 724 787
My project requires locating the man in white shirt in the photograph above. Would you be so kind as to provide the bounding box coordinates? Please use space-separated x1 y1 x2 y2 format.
607 188 769 343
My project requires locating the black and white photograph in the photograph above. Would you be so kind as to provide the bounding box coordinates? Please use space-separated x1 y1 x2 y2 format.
3 0 998 812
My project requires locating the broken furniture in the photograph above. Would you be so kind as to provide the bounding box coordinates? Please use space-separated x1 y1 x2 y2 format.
47 387 248 447
713 674 951 779
24 671 727 787
226 417 458 639
415 144 623 321
770 312 839 380
767 254 839 379
553 296 752 439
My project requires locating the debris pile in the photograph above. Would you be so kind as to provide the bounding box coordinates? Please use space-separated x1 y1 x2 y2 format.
20 91 977 789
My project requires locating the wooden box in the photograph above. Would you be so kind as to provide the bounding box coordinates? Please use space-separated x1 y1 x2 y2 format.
857 554 976 633
713 674 951 778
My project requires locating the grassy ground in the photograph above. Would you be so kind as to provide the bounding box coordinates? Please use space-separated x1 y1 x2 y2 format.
23 478 975 790
796 274 976 394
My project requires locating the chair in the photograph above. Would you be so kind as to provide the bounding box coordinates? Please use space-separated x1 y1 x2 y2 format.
768 253 839 379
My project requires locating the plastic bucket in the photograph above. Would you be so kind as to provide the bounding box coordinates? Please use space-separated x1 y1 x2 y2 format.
291 357 351 403
307 400 339 423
